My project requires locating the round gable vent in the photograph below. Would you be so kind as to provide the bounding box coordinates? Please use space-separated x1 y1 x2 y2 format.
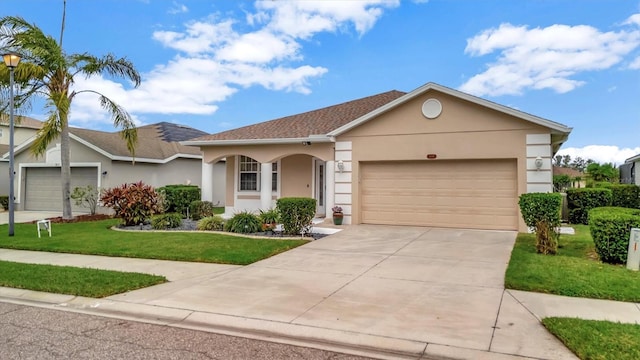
422 98 442 119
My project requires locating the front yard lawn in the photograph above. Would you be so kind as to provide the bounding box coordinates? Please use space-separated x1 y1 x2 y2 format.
543 317 640 360
0 219 308 265
0 260 166 297
505 225 640 302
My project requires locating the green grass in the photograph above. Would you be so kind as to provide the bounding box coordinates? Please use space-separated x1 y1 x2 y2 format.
0 260 166 298
543 317 640 360
505 225 640 302
0 219 308 265
213 207 225 214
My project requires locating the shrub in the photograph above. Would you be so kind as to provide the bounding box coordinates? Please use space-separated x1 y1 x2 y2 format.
553 174 572 192
276 197 316 235
566 188 612 225
196 215 225 231
518 193 562 254
151 212 182 230
610 184 640 209
100 181 162 226
0 196 8 210
189 200 215 220
70 185 100 215
157 185 200 216
224 211 261 234
589 207 640 264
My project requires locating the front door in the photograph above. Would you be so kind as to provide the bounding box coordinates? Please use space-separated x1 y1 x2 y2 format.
314 159 326 215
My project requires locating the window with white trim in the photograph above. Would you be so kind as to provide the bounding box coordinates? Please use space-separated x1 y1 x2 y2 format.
237 156 278 192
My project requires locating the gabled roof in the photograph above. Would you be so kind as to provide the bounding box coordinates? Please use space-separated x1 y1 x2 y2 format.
553 166 584 178
5 122 204 164
184 82 572 147
626 154 640 163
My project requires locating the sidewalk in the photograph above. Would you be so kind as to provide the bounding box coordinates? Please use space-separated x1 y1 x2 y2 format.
0 242 639 359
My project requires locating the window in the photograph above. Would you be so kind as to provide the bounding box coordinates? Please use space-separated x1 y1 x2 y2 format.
239 156 258 191
238 156 278 192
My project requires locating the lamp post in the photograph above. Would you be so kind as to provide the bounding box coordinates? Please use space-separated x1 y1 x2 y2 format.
3 53 21 236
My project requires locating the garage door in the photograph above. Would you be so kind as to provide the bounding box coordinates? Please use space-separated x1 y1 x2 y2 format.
360 160 518 230
25 167 98 211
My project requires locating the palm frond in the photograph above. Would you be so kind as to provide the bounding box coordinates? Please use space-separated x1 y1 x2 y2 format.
88 92 138 159
30 111 61 157
72 53 141 87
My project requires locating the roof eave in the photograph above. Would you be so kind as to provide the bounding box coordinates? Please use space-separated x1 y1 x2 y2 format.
626 154 640 163
182 136 336 147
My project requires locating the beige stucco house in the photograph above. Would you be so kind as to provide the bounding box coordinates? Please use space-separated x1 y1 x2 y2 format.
0 116 42 196
184 82 572 232
3 122 225 211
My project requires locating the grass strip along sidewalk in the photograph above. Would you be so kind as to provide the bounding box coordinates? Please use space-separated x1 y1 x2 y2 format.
505 224 640 303
0 260 166 298
0 219 308 265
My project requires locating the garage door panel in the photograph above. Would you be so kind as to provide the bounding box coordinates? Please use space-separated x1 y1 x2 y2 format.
360 160 518 230
25 167 98 211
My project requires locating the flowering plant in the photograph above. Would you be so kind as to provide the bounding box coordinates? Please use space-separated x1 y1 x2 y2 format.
332 206 343 213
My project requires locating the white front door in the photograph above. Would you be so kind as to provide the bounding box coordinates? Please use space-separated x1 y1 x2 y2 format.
314 159 326 215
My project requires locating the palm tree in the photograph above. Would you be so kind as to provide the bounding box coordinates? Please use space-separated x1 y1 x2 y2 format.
0 4 140 219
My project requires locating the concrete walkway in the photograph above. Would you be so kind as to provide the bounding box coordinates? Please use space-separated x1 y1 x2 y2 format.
0 225 638 359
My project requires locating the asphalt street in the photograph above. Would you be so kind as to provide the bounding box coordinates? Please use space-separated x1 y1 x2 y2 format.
0 301 373 360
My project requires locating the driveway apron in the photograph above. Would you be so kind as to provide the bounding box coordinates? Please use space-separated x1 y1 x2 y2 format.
108 225 517 353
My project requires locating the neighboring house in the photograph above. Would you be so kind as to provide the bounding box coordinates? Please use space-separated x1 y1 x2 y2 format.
0 116 42 196
622 154 638 185
552 166 586 189
2 121 225 212
184 82 572 232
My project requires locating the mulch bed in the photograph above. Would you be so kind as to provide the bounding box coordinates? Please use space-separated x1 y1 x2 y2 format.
29 214 113 224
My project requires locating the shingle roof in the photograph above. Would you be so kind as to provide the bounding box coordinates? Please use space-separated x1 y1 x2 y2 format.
192 90 407 141
70 122 202 160
553 166 584 177
0 115 43 129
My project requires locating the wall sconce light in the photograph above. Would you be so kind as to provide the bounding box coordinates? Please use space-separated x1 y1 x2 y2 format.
337 160 344 173
301 141 311 146
534 156 543 171
102 171 108 176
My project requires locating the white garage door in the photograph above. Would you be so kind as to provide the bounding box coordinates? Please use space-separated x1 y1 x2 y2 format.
360 160 518 230
24 167 98 211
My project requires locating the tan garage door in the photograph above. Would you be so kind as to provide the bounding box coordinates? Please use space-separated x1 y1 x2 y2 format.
360 160 518 230
25 167 98 211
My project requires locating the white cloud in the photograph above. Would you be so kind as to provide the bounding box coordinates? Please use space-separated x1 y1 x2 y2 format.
460 19 640 96
70 1 393 123
557 145 640 165
168 1 188 15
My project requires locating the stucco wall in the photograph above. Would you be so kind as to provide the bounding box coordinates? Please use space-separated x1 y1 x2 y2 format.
281 154 313 198
338 90 551 231
109 158 202 189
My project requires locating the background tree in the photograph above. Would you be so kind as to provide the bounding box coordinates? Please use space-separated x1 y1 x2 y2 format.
586 162 619 183
0 4 140 219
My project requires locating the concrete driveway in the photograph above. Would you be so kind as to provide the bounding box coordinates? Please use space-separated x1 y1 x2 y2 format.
98 225 575 358
0 210 66 225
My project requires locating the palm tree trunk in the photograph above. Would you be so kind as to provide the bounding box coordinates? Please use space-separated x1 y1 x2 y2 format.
60 119 73 220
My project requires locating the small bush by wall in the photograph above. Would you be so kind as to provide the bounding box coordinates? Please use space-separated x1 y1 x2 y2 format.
276 197 316 235
610 184 640 209
197 215 225 231
101 181 162 226
0 196 8 210
224 211 261 233
566 188 612 224
518 192 562 254
589 207 640 264
157 185 200 216
189 200 215 220
151 213 182 230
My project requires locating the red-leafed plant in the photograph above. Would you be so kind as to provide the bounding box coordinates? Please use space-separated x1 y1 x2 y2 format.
100 181 163 226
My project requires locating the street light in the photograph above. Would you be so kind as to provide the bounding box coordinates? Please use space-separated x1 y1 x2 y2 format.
3 53 21 236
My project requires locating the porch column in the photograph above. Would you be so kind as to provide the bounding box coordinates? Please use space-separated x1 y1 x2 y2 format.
260 162 272 210
325 160 335 216
201 161 213 202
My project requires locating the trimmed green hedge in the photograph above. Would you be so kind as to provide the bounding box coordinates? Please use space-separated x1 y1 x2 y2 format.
589 207 640 264
276 197 316 235
567 188 612 225
610 184 640 209
518 193 562 254
158 185 200 216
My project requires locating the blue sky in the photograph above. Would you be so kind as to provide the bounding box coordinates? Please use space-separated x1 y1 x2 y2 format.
5 0 640 164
